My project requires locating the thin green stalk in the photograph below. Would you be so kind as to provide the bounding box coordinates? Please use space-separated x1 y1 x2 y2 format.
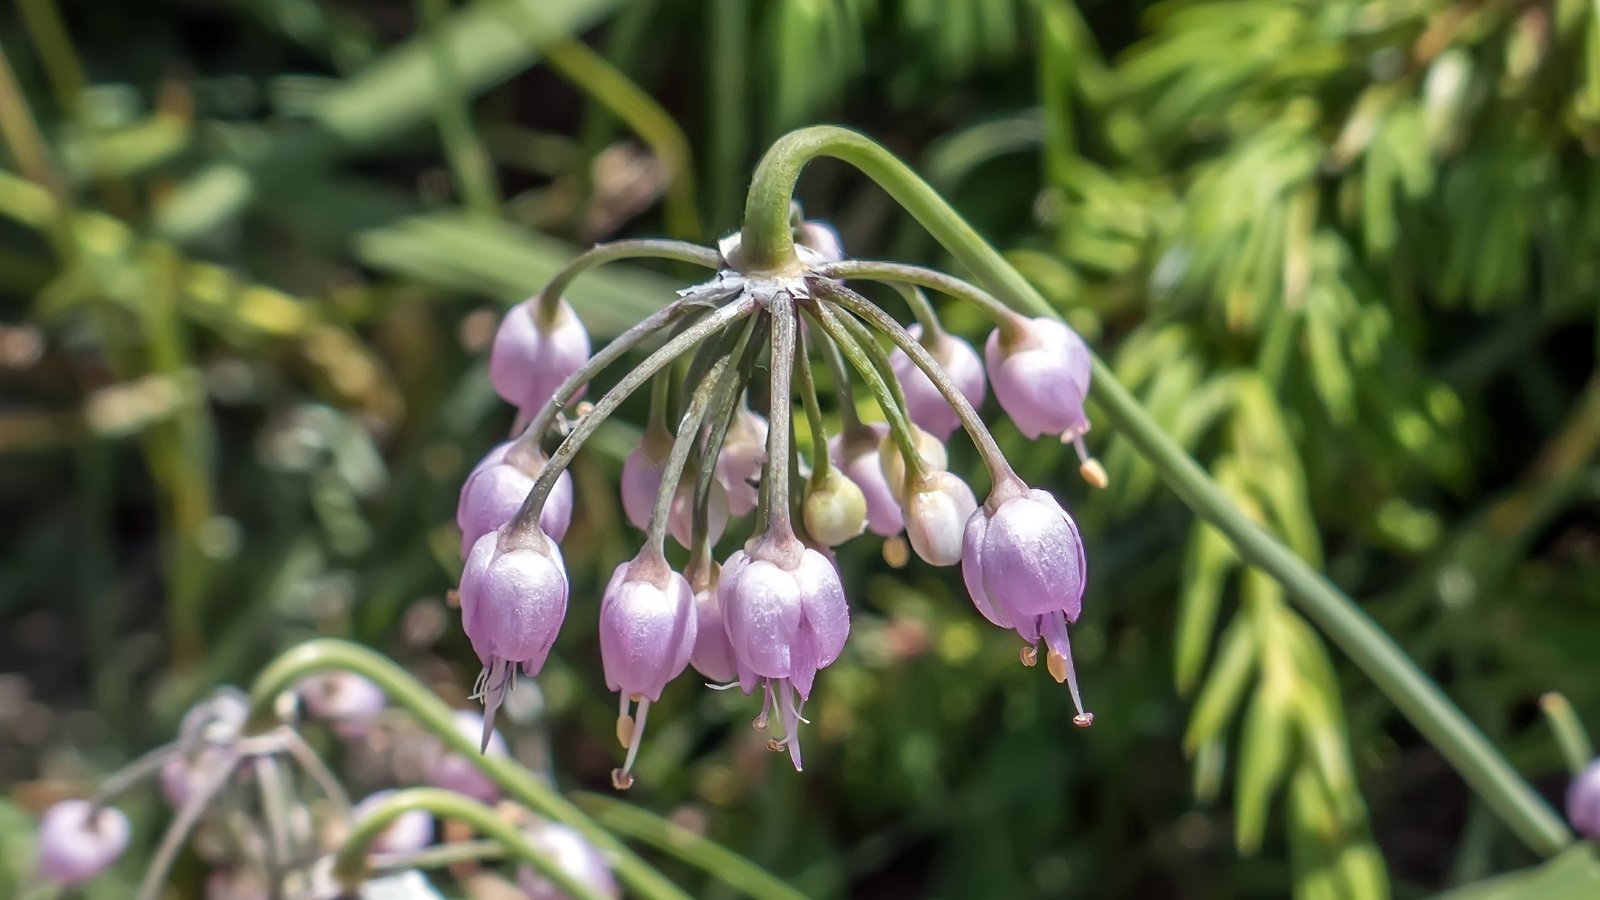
514 298 755 532
795 332 830 478
695 317 765 537
645 350 733 555
245 640 691 900
740 125 1572 857
888 282 945 347
829 302 910 415
804 302 924 484
815 324 863 433
819 259 1022 334
574 792 807 900
419 0 500 218
540 38 703 239
370 838 505 872
1540 693 1595 776
820 282 1013 489
534 238 719 323
760 293 797 539
335 788 605 899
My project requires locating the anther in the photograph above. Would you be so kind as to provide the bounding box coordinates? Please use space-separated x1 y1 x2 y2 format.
765 739 784 752
1073 713 1095 728
882 536 910 568
610 768 635 790
1078 458 1108 490
1046 648 1069 684
1019 645 1039 667
615 714 634 748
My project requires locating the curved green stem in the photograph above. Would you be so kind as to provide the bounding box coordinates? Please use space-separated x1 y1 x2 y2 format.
805 302 925 485
743 124 1572 857
888 282 945 348
335 788 606 900
819 282 1014 490
646 347 734 555
795 332 831 479
820 259 1022 336
1540 693 1595 777
533 239 720 324
513 298 755 534
761 294 797 540
575 791 809 900
245 640 691 900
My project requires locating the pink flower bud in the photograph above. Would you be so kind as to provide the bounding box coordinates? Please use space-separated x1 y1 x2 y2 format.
904 471 977 566
829 426 902 537
985 316 1092 442
457 442 573 556
298 671 386 740
351 790 435 855
1568 758 1600 840
962 485 1092 724
517 821 621 899
35 800 129 886
688 564 737 684
424 710 510 803
715 405 768 516
489 298 591 418
600 555 696 789
718 539 850 770
459 529 569 742
888 326 985 440
621 442 728 548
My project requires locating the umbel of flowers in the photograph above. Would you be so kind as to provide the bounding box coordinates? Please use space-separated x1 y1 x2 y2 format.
458 210 1105 789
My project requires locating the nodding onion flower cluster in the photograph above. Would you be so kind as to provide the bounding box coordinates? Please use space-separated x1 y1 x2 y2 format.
458 216 1104 789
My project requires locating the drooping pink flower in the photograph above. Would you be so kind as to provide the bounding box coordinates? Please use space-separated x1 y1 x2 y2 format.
904 471 977 567
35 800 129 886
888 326 985 441
1568 758 1600 840
961 484 1092 725
829 426 902 537
459 528 569 745
599 555 697 788
489 298 591 418
457 442 573 556
718 539 850 769
351 790 436 856
424 710 511 803
985 316 1092 445
518 820 621 899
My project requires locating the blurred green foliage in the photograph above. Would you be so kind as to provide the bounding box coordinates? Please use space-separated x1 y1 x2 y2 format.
1 0 1598 897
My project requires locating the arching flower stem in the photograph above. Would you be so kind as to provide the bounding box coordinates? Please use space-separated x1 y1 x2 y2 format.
759 292 799 543
803 301 926 486
245 639 692 900
793 332 831 480
819 283 1022 500
332 788 609 900
644 345 736 559
532 239 720 326
822 259 1026 342
741 124 1570 857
